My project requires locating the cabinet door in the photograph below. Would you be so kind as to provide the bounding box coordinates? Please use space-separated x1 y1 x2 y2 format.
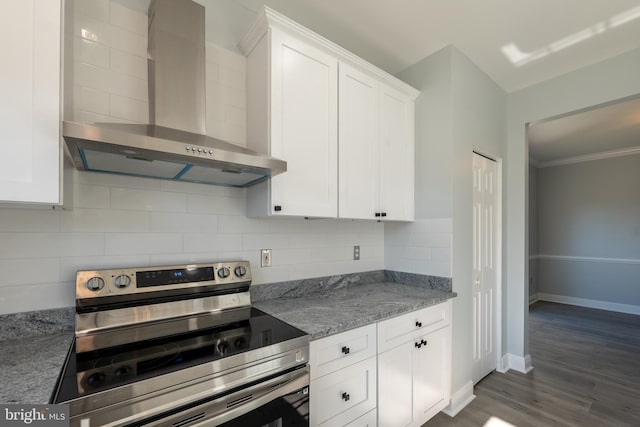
311 357 377 427
338 63 379 220
413 327 451 424
0 0 61 204
378 83 414 221
377 343 413 427
269 30 338 217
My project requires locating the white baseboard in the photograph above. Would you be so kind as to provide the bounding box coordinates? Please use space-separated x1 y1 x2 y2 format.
529 293 539 305
441 380 475 417
538 293 640 316
497 353 534 374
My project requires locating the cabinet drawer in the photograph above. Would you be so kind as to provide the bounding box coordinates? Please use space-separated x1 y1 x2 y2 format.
310 324 376 379
310 357 377 427
345 408 376 427
377 301 450 354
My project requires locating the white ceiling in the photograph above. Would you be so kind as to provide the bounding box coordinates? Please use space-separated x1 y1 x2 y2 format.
215 0 640 93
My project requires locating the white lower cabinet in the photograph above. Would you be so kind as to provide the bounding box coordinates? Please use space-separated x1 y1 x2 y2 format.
309 302 451 427
345 409 377 427
377 301 452 427
310 324 377 427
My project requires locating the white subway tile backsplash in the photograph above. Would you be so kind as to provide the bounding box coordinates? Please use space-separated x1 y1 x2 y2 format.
271 248 313 265
188 194 246 216
105 233 182 255
217 216 266 234
267 219 312 234
0 209 60 232
0 282 76 315
75 37 109 68
74 0 110 23
0 258 62 286
410 232 451 248
243 234 291 251
75 62 111 93
110 94 148 123
111 188 188 213
0 233 105 259
75 183 110 209
107 69 147 101
61 254 150 281
149 253 219 266
61 209 149 233
74 85 110 115
110 48 147 80
310 246 353 263
251 266 292 285
150 213 218 233
183 233 243 253
110 1 147 35
385 218 453 278
289 233 329 249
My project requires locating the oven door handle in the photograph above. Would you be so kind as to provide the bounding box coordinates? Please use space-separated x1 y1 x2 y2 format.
143 367 309 427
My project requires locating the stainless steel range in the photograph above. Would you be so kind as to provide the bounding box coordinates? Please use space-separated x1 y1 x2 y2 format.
51 261 309 427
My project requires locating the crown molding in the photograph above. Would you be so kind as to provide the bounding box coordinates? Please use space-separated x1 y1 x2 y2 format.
238 6 420 99
537 146 640 168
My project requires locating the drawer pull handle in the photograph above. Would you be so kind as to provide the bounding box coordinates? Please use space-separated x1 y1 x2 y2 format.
415 341 422 349
415 321 423 328
421 339 428 346
341 346 350 355
341 392 350 401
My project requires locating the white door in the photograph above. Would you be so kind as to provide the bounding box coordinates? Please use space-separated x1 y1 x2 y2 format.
269 30 338 217
472 152 498 384
338 62 379 220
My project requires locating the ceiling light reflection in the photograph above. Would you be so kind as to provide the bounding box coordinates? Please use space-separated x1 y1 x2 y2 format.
610 5 640 28
502 5 640 66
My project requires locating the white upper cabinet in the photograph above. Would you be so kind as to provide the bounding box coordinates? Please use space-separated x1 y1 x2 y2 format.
338 63 380 220
241 7 417 219
0 0 62 205
245 27 338 218
339 65 415 221
378 83 415 221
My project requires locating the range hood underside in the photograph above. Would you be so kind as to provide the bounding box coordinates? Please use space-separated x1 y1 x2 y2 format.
64 121 286 188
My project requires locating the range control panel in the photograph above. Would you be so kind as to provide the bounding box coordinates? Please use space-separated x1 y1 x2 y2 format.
76 261 252 301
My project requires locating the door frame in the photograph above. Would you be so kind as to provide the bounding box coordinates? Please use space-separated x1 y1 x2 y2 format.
472 148 503 375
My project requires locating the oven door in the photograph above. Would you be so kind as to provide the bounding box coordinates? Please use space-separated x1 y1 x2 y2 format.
142 367 309 427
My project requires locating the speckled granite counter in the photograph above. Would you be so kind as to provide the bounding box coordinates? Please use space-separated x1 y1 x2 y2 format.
0 332 73 404
254 281 456 339
0 270 454 404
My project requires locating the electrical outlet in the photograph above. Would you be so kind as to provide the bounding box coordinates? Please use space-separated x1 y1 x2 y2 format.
261 249 272 267
353 245 360 260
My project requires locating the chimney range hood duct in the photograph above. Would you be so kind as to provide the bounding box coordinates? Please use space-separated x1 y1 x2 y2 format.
63 0 285 187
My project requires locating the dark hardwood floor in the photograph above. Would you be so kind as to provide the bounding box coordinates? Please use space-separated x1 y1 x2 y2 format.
425 301 640 426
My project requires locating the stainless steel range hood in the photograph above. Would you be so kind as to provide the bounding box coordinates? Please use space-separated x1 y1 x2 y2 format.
63 0 285 188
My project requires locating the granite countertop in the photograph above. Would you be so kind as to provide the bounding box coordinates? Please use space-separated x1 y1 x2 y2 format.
0 332 73 404
254 281 456 339
0 270 454 404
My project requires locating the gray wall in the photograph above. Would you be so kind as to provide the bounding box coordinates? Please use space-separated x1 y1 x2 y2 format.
537 154 640 306
397 45 507 398
506 47 640 360
528 165 538 297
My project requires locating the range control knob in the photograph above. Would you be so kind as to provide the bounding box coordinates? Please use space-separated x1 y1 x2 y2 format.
217 341 229 355
234 266 247 277
114 275 131 289
218 267 231 279
86 277 105 291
